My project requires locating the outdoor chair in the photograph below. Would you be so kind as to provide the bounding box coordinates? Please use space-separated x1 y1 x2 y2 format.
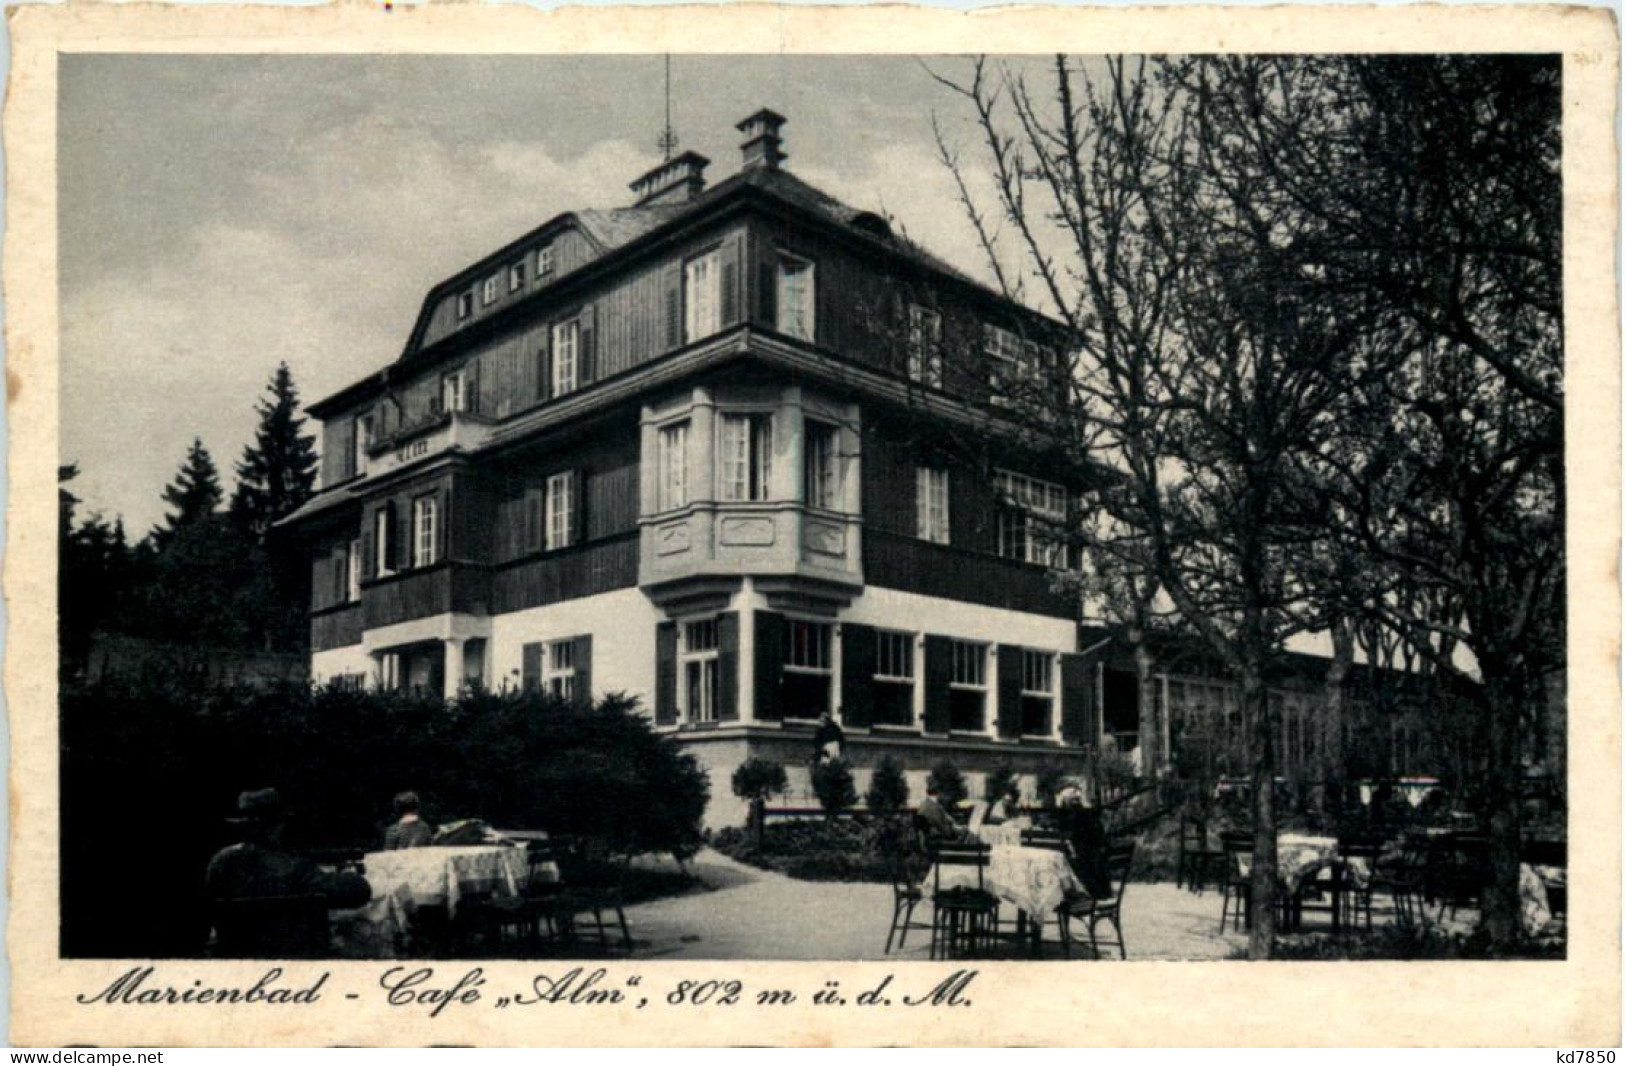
883 848 932 954
463 840 565 950
927 841 999 960
1429 832 1490 919
1337 839 1384 930
1218 831 1255 933
546 844 633 952
1057 841 1136 959
1369 835 1429 927
1176 815 1225 895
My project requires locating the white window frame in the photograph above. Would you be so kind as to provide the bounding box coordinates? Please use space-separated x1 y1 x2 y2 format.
908 305 943 388
681 619 720 725
441 369 468 415
719 413 773 502
456 291 474 320
481 275 499 306
803 420 839 510
684 249 721 342
1020 649 1057 738
916 466 950 544
552 319 579 397
545 472 575 551
545 640 576 701
996 469 1068 567
378 652 401 691
776 254 816 342
374 508 394 579
948 639 989 734
536 244 555 277
412 494 439 569
508 260 527 293
658 421 690 512
346 538 362 602
872 628 917 729
353 414 373 477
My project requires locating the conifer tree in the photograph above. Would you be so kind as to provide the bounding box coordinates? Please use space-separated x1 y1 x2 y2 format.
231 363 319 540
153 439 223 548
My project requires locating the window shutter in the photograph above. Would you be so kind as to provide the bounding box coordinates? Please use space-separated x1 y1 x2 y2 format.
753 610 786 722
716 611 740 721
655 621 678 725
440 487 453 563
570 469 586 547
579 305 597 385
1060 652 1093 747
521 642 543 693
757 259 776 328
996 644 1024 740
663 267 681 349
840 622 876 730
523 486 544 554
537 326 553 401
573 635 593 705
950 465 993 554
923 635 953 735
466 359 482 415
393 503 410 572
720 238 740 326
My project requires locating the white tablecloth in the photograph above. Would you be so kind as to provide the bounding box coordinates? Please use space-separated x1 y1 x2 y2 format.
363 845 528 918
933 845 1085 917
975 823 1030 849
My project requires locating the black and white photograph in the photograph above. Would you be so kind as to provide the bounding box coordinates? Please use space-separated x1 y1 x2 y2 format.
10 5 1618 1046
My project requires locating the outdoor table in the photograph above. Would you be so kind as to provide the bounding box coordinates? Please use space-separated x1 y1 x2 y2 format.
329 881 414 959
932 844 1086 950
974 823 1030 849
362 845 531 919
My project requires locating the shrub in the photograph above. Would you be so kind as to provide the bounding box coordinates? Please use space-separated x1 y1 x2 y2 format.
811 758 858 818
865 755 910 814
732 758 789 804
59 675 710 957
926 760 968 808
1035 759 1072 807
711 818 890 883
984 762 1017 802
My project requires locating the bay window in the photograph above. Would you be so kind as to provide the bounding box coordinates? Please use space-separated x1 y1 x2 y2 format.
720 413 773 502
803 420 839 510
658 421 691 511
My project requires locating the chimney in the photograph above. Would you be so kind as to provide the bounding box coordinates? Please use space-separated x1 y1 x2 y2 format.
629 151 711 207
736 108 787 171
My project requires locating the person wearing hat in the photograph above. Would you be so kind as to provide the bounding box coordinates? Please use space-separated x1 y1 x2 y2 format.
205 787 372 958
383 791 435 851
913 780 966 844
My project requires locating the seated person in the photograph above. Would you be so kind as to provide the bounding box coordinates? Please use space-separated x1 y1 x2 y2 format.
913 782 967 845
987 784 1025 825
1052 784 1111 898
206 788 372 958
383 791 436 850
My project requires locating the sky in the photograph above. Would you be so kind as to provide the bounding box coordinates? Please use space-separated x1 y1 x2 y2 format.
59 54 1066 537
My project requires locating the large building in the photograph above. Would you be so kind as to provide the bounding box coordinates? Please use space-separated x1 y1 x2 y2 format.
284 110 1123 826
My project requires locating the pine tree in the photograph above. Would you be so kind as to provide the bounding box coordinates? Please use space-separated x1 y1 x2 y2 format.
231 363 319 540
153 438 223 547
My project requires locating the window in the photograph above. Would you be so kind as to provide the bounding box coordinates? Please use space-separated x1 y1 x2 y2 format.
658 421 690 511
508 260 527 293
907 305 943 387
996 470 1068 567
536 244 555 277
552 320 579 397
1020 649 1055 737
986 324 1021 400
782 620 833 720
545 640 576 701
353 414 374 477
720 413 773 502
333 673 367 693
374 507 394 578
441 370 468 415
481 276 499 306
803 420 839 510
378 652 401 691
545 472 575 551
346 538 362 602
776 254 815 341
873 629 916 728
916 466 950 544
948 640 988 733
412 494 439 569
684 249 721 341
456 291 474 320
682 619 720 724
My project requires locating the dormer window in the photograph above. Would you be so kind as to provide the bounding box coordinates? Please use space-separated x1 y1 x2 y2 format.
508 260 527 292
481 276 499 306
352 414 374 477
456 291 474 320
537 244 555 278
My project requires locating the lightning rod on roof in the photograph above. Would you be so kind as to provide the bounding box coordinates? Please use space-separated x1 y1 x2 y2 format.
657 55 679 162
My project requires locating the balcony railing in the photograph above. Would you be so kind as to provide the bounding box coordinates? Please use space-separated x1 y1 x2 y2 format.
362 562 490 630
490 533 640 615
863 529 1076 618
